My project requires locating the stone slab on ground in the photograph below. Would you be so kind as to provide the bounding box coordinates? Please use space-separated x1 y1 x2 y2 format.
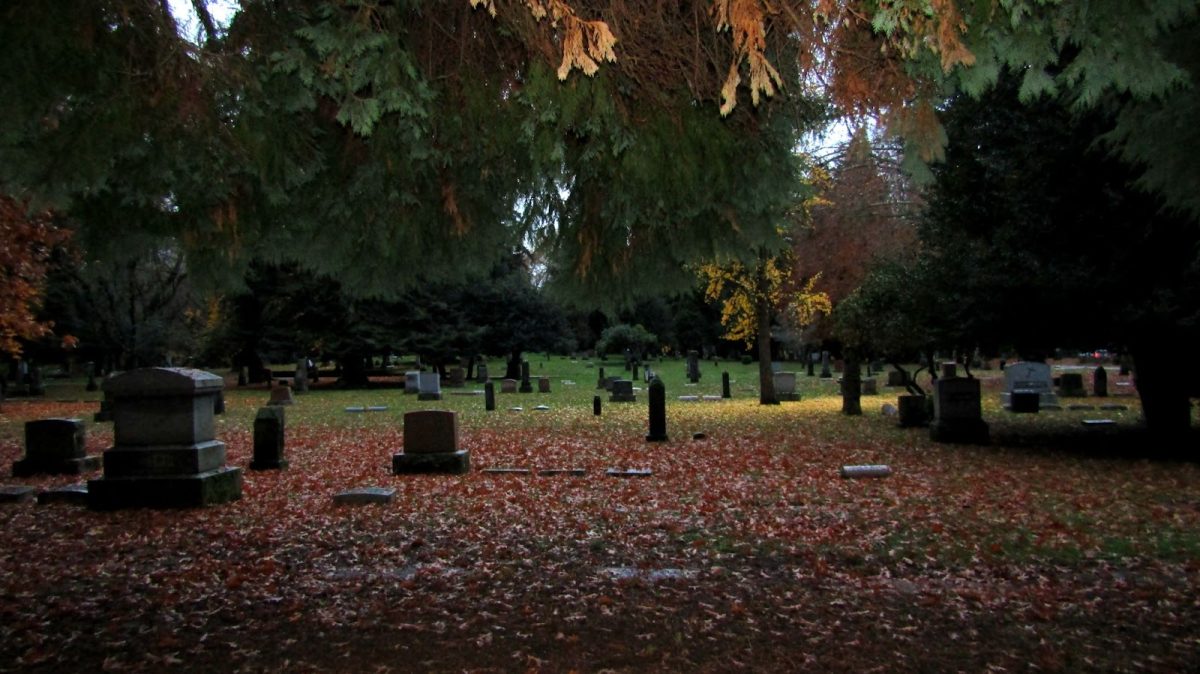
1068 404 1096 411
88 467 243 510
1082 419 1117 426
606 468 652 478
0 485 37 503
841 464 893 478
333 487 396 505
538 468 587 476
1099 404 1129 411
482 468 531 475
392 450 470 475
37 484 89 505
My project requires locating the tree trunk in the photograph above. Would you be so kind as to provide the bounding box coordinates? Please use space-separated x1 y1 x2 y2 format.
756 294 778 405
1132 342 1193 446
842 350 862 415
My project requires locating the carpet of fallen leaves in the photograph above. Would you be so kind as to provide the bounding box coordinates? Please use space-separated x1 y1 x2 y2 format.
1 366 1198 672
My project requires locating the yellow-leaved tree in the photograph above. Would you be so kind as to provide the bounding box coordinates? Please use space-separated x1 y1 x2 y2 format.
699 250 830 405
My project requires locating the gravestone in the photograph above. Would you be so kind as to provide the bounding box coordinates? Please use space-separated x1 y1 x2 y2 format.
266 382 295 406
476 363 489 383
12 418 100 476
722 372 731 399
1058 372 1087 397
632 363 640 381
447 367 466 388
93 392 114 422
941 362 958 379
861 378 878 395
1010 391 1040 413
88 367 242 509
404 371 421 394
610 380 636 403
250 406 287 470
644 366 654 383
930 377 989 444
213 390 225 415
897 395 928 427
417 372 442 401
85 362 98 392
393 410 469 474
819 351 832 378
686 351 701 383
501 378 518 393
293 358 309 393
1000 362 1059 409
886 369 908 387
773 372 800 401
645 378 668 442
538 377 551 393
484 381 496 411
596 367 606 389
1093 366 1108 397
593 396 602 416
237 367 247 387
519 362 533 393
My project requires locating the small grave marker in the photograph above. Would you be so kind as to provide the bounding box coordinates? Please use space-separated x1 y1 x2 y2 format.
37 484 89 506
482 468 531 475
606 468 652 478
0 485 37 503
1082 419 1117 426
538 468 586 476
333 487 395 505
840 464 892 478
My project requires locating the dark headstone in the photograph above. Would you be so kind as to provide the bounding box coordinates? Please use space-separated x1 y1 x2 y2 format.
940 362 958 379
861 379 878 395
519 361 532 393
501 378 518 393
686 350 701 383
897 395 929 428
88 368 242 510
632 363 640 382
393 410 469 474
593 395 602 416
213 390 225 415
237 367 247 387
610 380 636 403
1093 366 1109 397
484 381 496 411
13 418 100 477
597 366 606 389
721 371 731 399
1058 372 1087 397
819 351 832 379
538 376 551 393
929 378 989 444
646 378 667 442
250 406 287 470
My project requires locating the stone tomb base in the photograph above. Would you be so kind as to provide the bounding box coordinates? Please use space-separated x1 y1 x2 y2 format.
392 450 470 474
929 419 990 445
89 466 242 510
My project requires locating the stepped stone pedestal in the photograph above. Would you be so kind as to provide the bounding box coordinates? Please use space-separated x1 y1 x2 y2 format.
88 368 242 510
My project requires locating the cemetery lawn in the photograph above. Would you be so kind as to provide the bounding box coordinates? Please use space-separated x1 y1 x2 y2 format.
2 358 1198 672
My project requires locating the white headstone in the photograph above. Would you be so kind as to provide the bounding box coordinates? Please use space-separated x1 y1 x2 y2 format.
418 372 442 400
404 371 421 394
1001 361 1059 408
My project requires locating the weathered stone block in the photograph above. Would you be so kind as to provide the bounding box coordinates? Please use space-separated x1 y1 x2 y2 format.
251 406 287 470
333 487 395 505
392 450 470 474
105 368 222 446
101 440 227 478
88 466 242 510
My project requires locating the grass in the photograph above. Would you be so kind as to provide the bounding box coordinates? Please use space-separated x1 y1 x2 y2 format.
0 356 1197 672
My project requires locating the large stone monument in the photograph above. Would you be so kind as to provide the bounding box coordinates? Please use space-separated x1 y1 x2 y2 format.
88 368 242 509
929 377 989 444
393 410 469 474
12 418 100 476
